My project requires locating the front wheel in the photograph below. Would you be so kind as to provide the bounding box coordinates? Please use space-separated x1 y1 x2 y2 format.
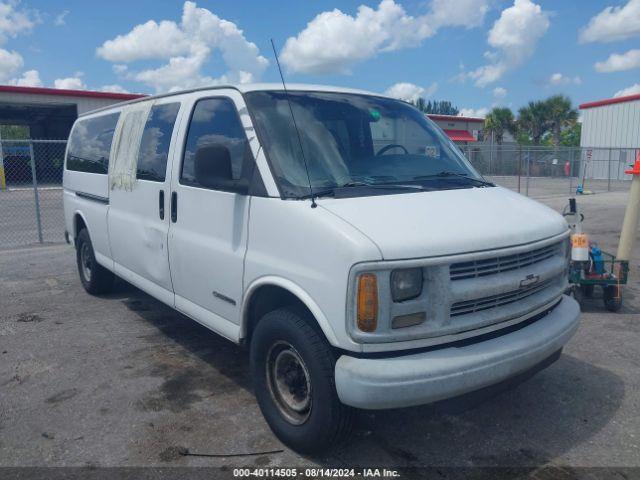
250 307 353 453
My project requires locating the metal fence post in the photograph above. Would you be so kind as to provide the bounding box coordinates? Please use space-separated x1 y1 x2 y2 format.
0 138 5 191
29 141 43 243
569 148 574 193
608 147 612 192
526 147 531 196
517 144 522 193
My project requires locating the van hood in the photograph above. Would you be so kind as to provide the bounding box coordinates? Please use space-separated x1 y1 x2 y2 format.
319 186 568 260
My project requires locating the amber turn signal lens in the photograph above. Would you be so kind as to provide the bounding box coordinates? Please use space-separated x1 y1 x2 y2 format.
357 273 378 332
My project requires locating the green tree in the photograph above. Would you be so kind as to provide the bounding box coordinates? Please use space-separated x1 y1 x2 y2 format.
484 107 517 145
559 122 581 147
517 101 549 145
0 124 30 140
545 95 578 146
485 107 517 170
413 99 459 116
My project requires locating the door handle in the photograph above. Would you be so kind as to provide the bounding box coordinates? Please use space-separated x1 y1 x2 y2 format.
171 192 177 223
159 190 165 220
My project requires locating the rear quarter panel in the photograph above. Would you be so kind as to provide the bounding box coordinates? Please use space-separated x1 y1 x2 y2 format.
63 160 112 268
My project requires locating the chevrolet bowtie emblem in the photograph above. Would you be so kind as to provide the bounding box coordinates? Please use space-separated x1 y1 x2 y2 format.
520 274 540 288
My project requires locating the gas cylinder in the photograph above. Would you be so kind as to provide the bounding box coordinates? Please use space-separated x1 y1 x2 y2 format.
571 233 589 262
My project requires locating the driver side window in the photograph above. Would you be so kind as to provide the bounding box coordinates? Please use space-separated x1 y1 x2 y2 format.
181 97 247 189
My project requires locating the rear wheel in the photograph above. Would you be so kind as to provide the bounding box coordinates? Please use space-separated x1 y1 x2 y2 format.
603 285 622 312
250 307 353 453
76 228 114 294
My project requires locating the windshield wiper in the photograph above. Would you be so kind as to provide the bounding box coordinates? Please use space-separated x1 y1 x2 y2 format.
298 181 424 200
414 171 494 187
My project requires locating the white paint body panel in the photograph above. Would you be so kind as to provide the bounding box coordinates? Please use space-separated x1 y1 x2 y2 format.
63 173 112 264
167 89 255 339
319 186 567 260
243 197 382 349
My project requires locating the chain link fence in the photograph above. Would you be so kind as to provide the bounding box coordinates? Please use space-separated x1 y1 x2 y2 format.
0 140 638 249
0 139 66 249
465 145 639 199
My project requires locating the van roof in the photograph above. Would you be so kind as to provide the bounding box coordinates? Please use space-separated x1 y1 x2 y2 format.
80 83 385 117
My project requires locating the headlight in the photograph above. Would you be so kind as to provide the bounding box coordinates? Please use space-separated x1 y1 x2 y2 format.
391 268 423 302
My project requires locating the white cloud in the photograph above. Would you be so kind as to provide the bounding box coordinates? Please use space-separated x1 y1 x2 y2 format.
384 81 437 102
579 0 640 44
614 83 640 97
54 75 86 90
428 0 490 29
97 1 268 93
459 107 489 118
0 48 23 81
595 49 640 72
100 84 129 93
280 0 489 74
97 20 189 62
465 0 550 87
492 86 507 99
54 10 69 27
0 2 41 83
113 64 128 75
548 72 582 86
12 69 41 86
0 1 37 43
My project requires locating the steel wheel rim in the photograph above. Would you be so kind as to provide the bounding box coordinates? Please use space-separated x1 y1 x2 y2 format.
80 243 92 282
266 341 312 425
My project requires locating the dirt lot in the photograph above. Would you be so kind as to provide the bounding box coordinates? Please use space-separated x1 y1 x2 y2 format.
1 191 639 473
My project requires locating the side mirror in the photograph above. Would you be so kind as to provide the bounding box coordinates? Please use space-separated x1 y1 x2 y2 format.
194 144 249 194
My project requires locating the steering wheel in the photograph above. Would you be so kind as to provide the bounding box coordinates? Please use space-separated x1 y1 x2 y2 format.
376 144 409 156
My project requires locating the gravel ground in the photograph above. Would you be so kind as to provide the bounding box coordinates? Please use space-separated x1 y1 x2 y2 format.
0 191 639 475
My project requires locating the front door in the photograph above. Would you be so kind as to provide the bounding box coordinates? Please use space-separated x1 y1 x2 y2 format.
168 91 253 341
108 100 183 305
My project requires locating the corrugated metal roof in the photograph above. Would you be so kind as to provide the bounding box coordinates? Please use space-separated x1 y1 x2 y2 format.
0 85 145 101
579 93 640 110
428 114 485 122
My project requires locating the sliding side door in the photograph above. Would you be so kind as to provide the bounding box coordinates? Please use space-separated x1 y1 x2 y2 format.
108 100 183 305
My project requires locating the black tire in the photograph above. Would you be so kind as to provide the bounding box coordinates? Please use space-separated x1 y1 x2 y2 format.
250 307 354 453
570 285 583 305
603 285 622 312
581 284 595 298
76 228 115 294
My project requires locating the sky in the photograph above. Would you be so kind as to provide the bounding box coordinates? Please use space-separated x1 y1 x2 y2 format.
1 0 639 116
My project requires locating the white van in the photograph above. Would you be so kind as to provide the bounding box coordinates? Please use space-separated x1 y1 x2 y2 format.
63 84 580 453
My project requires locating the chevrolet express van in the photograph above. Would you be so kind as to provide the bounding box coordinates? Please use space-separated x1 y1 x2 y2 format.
63 84 580 453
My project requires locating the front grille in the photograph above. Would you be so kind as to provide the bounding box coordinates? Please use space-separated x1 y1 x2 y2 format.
450 278 554 317
450 241 562 281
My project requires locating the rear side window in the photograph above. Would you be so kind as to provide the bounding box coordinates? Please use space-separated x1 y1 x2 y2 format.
181 97 247 187
136 103 181 182
67 113 120 174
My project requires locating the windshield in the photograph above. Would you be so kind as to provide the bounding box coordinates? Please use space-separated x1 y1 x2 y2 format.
245 91 485 198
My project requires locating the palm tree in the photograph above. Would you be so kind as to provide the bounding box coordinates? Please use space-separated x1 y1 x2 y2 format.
545 95 578 146
484 107 517 144
484 107 517 172
518 101 549 145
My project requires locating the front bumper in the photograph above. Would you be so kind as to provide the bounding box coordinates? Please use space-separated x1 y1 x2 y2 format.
335 294 580 409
